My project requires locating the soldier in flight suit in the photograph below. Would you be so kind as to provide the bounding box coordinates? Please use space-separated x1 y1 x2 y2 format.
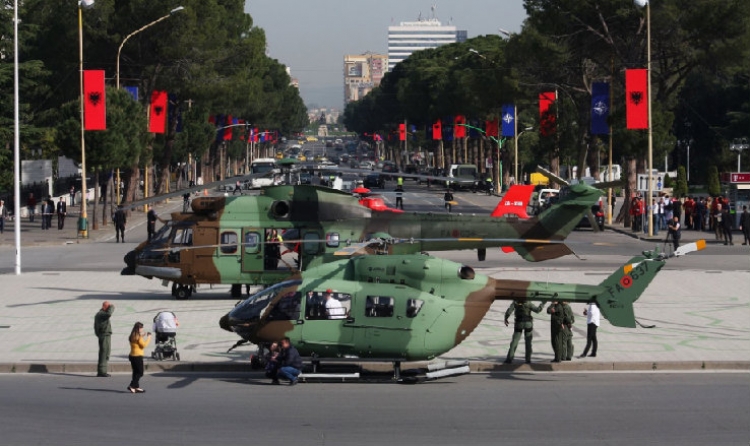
547 301 565 362
561 301 575 360
503 300 545 364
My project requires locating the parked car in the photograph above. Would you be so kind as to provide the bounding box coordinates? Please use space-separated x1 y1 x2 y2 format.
363 173 385 189
381 162 399 181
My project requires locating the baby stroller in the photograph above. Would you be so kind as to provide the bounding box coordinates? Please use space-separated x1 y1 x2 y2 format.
151 311 180 361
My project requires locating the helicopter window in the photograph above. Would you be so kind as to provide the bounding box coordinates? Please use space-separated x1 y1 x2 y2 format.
265 292 302 321
304 291 352 320
244 232 260 254
229 280 303 322
150 222 172 245
326 232 340 248
302 232 321 255
220 231 238 254
171 228 193 246
365 296 394 318
406 299 424 318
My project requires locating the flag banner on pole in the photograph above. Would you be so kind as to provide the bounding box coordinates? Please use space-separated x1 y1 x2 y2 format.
214 115 225 142
468 119 481 138
83 70 106 130
149 90 167 134
443 118 454 141
223 115 233 140
410 124 417 140
625 69 648 129
539 92 556 137
124 86 138 101
432 119 442 140
239 119 246 140
168 94 183 133
454 115 466 138
501 104 515 137
591 82 610 135
485 119 499 138
253 127 259 142
398 123 406 141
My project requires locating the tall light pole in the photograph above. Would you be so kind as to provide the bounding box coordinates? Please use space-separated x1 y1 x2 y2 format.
115 6 184 206
515 125 533 185
116 6 185 89
635 0 654 236
13 0 21 273
730 138 748 172
78 0 95 238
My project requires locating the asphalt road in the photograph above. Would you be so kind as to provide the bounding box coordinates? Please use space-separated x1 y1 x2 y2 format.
0 372 746 445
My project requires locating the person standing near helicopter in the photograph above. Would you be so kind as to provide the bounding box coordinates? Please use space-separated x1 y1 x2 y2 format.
503 299 545 364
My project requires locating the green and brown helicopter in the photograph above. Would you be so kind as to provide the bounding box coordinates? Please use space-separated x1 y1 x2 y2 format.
219 241 705 378
121 179 606 299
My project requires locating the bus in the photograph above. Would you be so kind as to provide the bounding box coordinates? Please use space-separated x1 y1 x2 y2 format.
249 158 278 189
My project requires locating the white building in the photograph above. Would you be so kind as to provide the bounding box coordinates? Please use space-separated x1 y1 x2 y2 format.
388 19 459 71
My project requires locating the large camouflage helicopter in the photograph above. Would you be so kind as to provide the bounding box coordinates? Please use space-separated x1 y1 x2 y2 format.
219 241 705 377
121 179 606 299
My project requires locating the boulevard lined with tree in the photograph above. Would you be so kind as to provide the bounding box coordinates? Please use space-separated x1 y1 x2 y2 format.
0 0 307 227
344 0 749 205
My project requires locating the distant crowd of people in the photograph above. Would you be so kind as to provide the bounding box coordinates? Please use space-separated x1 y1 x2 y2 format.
628 194 749 246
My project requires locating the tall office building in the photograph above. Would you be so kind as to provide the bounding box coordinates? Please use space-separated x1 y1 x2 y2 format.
388 19 464 71
343 53 388 104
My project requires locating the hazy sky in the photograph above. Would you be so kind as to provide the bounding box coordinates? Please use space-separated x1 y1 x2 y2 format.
245 1 528 109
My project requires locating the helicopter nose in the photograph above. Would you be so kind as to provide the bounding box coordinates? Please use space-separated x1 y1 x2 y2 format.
219 313 233 332
120 250 137 276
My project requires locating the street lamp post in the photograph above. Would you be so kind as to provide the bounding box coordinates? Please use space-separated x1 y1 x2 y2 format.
115 6 185 208
635 0 654 236
514 125 533 186
78 0 95 238
729 138 748 172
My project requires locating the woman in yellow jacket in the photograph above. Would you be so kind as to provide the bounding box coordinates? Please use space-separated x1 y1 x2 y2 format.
127 322 151 393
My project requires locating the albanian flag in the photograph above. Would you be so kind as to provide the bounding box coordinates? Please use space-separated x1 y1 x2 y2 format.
626 69 648 130
454 115 466 138
485 119 499 138
398 123 406 141
432 119 442 140
539 92 557 137
149 90 168 134
83 70 106 131
224 115 234 141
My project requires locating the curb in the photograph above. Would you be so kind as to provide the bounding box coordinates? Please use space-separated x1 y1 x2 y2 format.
1 360 748 374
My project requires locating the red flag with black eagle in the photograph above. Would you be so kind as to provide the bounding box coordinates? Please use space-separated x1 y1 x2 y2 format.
626 69 648 129
149 91 168 134
454 115 466 138
539 92 556 136
83 70 106 130
398 123 406 141
432 119 442 140
485 119 499 138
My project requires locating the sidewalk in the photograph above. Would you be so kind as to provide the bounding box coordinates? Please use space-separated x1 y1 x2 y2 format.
0 198 183 247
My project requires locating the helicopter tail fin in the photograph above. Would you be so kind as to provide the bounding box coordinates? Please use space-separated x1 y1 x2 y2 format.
594 256 665 328
490 184 534 219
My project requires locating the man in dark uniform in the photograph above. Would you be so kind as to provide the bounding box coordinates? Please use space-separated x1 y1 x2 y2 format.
394 184 404 210
561 301 575 361
56 197 67 230
720 203 734 246
503 300 545 364
94 301 115 377
147 208 165 241
547 301 565 362
667 215 681 251
113 204 126 243
444 189 454 213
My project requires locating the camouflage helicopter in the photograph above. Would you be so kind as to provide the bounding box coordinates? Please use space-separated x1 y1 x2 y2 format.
219 241 705 377
121 178 607 299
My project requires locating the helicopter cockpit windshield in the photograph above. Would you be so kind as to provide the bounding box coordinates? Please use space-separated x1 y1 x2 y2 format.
228 280 303 324
149 222 173 246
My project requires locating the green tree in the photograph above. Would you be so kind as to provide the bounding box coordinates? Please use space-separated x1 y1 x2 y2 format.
707 166 721 197
674 166 688 198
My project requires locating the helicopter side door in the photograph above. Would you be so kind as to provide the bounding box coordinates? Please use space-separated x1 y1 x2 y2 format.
241 228 264 273
299 290 354 352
